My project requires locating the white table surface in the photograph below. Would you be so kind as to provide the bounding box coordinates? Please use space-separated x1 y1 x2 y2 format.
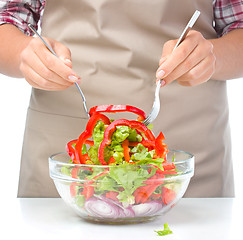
1 198 242 240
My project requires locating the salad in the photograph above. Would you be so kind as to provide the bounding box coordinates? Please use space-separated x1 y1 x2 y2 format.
63 105 179 219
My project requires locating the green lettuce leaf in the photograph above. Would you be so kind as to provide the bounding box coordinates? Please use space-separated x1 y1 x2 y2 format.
113 125 130 142
130 143 154 161
87 146 100 165
155 223 173 236
93 121 106 146
108 166 156 204
82 144 88 155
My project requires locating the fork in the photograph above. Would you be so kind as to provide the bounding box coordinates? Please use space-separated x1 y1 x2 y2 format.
142 10 200 126
28 24 90 118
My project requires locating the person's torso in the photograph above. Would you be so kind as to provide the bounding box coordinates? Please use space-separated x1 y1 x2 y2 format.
19 0 233 197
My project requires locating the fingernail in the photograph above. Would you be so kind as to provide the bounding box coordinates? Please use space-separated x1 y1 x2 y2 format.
65 59 72 64
156 69 165 79
160 79 166 87
68 75 78 82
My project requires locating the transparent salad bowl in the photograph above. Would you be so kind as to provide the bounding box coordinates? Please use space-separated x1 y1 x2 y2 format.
49 150 194 224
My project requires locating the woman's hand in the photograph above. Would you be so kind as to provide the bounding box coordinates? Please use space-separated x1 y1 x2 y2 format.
19 37 81 91
156 30 216 87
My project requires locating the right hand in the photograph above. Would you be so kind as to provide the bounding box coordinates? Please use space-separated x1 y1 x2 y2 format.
19 37 81 91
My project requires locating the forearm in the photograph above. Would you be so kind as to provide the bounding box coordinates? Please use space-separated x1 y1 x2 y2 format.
0 24 32 78
210 29 243 80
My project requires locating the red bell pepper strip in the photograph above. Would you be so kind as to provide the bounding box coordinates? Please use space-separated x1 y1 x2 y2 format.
161 170 177 175
70 167 79 196
163 162 176 170
141 140 156 149
134 174 163 204
128 139 155 149
82 179 94 199
85 140 94 146
155 132 169 159
106 191 119 201
128 141 139 147
98 119 155 164
74 130 91 164
70 185 76 197
108 156 116 164
66 139 77 162
153 165 177 177
92 170 109 180
162 187 176 205
122 139 130 162
89 105 146 121
134 191 149 204
71 167 79 179
75 113 110 164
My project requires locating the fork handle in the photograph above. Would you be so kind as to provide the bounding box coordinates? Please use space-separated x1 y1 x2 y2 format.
28 24 90 118
173 10 200 51
158 10 200 86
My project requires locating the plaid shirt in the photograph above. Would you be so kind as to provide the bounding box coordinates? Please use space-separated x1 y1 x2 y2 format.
0 0 242 37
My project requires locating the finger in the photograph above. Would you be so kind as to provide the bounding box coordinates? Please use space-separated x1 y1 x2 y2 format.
160 39 177 63
25 51 74 87
22 63 72 91
25 75 42 89
177 68 213 87
43 38 73 68
33 42 80 83
63 58 72 68
50 40 73 68
162 40 213 84
157 40 177 79
50 39 72 61
156 31 200 80
176 54 216 86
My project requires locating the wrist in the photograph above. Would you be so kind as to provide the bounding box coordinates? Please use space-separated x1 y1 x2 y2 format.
15 35 33 78
209 29 243 80
208 38 224 80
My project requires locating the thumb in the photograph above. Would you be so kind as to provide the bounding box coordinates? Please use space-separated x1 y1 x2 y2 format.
49 39 72 67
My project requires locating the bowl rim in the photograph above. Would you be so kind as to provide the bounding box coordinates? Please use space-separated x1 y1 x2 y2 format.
49 149 194 168
49 149 194 182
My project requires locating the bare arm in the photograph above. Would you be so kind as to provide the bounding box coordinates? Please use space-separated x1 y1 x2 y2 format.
210 29 243 80
0 24 81 90
0 24 30 77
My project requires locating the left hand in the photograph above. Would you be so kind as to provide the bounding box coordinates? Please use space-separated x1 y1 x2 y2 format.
156 30 216 87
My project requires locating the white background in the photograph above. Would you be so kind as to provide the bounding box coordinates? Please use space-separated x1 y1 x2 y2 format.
0 74 242 199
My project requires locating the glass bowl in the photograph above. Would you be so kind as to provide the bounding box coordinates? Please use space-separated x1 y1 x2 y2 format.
49 150 194 224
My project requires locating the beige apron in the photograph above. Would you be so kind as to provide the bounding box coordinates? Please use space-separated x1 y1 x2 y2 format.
18 0 234 197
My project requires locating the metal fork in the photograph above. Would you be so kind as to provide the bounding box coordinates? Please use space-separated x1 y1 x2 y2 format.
28 24 90 118
142 10 200 126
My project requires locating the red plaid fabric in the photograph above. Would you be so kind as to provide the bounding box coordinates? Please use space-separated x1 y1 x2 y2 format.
0 0 243 37
0 0 45 35
214 0 243 36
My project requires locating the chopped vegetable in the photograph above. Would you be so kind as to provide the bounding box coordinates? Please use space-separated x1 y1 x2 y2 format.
64 105 179 219
84 196 135 219
132 201 162 216
155 223 173 236
89 104 146 121
74 113 110 164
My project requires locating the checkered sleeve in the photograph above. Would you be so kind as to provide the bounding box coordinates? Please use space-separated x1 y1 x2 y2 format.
0 0 45 36
214 0 243 37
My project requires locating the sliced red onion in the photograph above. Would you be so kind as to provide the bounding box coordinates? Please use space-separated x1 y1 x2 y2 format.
84 196 135 219
84 197 120 218
132 201 163 217
118 206 135 218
